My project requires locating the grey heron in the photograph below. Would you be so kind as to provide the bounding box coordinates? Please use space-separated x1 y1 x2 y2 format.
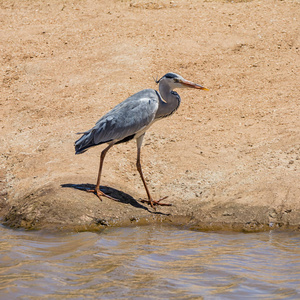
75 72 208 208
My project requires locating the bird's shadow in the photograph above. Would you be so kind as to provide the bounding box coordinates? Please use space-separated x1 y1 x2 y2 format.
61 183 169 215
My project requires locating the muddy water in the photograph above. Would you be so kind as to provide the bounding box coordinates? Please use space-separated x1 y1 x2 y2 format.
0 225 299 299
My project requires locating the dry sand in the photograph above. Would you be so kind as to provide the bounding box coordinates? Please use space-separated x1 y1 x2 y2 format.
1 0 299 231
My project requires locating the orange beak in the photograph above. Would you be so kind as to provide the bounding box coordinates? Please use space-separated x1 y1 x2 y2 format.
179 79 209 91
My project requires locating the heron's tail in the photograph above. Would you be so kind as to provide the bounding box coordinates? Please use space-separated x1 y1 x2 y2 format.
75 131 95 154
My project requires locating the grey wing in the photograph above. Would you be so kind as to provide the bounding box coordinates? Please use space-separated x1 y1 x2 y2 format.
75 89 159 154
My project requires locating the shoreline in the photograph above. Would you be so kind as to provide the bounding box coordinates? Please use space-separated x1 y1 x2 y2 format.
1 180 299 232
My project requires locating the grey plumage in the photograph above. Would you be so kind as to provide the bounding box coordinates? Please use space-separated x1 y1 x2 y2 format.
75 89 158 154
75 72 208 208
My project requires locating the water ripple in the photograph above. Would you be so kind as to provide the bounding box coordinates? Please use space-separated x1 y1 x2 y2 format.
0 225 299 299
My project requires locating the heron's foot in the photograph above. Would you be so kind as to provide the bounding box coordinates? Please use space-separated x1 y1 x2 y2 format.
140 196 172 209
86 187 119 202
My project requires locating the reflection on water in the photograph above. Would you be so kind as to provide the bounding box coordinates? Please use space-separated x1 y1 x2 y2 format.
0 224 299 299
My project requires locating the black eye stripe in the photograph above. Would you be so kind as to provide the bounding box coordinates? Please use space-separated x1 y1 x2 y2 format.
164 73 177 79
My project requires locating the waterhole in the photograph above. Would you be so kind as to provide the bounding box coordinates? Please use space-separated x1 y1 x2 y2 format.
0 225 299 299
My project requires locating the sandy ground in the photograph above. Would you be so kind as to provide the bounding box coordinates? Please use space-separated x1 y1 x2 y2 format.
1 0 299 231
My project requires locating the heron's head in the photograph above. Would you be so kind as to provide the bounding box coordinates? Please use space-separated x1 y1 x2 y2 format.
156 72 209 91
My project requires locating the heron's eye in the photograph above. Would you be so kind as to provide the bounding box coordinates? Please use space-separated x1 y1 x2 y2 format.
174 78 179 83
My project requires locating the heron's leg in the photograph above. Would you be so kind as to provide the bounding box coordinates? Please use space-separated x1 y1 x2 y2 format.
136 135 171 208
87 144 118 202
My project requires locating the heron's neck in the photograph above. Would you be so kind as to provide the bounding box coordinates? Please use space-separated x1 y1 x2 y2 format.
155 83 181 119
